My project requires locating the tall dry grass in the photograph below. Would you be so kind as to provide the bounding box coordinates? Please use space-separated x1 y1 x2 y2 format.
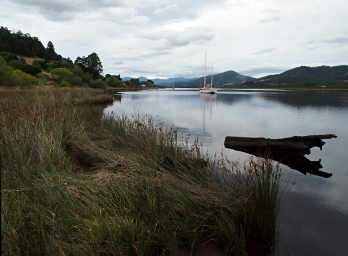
1 88 280 255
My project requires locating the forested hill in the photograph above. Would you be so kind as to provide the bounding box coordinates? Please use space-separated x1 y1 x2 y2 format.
176 70 255 87
0 26 60 60
243 65 348 87
0 26 152 89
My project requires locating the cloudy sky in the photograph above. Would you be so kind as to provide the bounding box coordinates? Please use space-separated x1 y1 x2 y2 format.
1 0 348 78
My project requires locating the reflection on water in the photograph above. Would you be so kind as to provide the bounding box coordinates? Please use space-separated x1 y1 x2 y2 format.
224 135 337 178
104 89 348 256
260 91 348 108
113 93 122 102
200 93 216 137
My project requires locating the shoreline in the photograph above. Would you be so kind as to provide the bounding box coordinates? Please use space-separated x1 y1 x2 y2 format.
149 87 348 93
1 87 280 255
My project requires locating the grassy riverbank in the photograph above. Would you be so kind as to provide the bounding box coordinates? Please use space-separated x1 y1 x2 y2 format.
1 88 280 255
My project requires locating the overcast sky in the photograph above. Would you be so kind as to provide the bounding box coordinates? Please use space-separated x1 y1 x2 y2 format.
1 0 348 78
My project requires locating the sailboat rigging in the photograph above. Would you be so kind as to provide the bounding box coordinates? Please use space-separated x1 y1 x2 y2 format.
200 52 217 94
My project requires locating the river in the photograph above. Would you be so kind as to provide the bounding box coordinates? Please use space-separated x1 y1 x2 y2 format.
104 89 348 256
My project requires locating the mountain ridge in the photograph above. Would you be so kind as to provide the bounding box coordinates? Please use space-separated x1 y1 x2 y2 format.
185 70 255 87
134 70 255 87
243 65 348 87
121 65 348 88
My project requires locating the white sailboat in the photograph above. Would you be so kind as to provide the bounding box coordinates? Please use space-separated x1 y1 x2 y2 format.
200 52 217 94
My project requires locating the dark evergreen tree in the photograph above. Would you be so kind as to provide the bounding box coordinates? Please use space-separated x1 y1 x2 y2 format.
74 56 88 71
86 52 103 79
75 53 103 79
105 74 122 87
0 26 45 57
45 41 59 60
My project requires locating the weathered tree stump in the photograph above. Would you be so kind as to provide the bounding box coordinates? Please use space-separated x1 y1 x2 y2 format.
224 134 337 178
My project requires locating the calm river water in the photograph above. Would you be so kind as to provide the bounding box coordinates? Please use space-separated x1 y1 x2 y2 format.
104 89 348 256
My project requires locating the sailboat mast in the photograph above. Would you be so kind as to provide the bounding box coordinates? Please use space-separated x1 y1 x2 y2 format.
210 66 213 88
203 51 207 88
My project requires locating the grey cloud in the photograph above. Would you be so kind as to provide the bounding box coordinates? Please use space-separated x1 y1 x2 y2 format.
259 17 280 23
129 69 158 75
106 49 172 74
325 37 348 45
143 28 214 49
99 7 149 26
13 0 76 12
252 48 275 55
307 40 316 45
112 67 155 76
306 36 348 49
259 8 281 24
305 40 320 50
11 0 124 21
119 50 171 62
140 50 171 58
5 0 348 78
262 9 281 15
137 0 227 23
107 58 205 78
164 34 213 48
227 0 245 7
115 65 169 78
10 0 228 24
241 67 285 77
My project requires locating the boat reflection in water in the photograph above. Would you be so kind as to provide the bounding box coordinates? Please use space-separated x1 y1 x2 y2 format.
200 93 216 137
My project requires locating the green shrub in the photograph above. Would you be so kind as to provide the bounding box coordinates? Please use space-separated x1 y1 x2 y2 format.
0 52 19 63
105 75 122 87
70 75 82 86
32 60 45 70
90 79 106 89
71 65 93 84
0 56 14 85
8 59 26 67
10 69 38 87
126 78 140 87
46 59 73 72
51 67 82 86
60 80 72 87
0 55 6 65
51 67 73 81
37 72 49 86
8 59 41 76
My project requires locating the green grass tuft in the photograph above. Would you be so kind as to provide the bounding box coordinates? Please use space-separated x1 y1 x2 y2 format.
1 88 280 255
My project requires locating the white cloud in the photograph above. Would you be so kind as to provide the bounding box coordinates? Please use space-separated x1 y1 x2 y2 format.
1 0 347 78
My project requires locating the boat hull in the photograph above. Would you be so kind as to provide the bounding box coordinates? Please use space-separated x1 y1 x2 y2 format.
200 88 217 94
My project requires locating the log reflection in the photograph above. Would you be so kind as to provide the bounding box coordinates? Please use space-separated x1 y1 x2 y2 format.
224 135 337 178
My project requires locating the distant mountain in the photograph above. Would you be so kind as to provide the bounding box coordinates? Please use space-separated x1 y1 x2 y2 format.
121 76 192 85
152 77 194 86
185 70 255 87
123 70 254 87
122 76 148 82
243 65 348 87
154 70 255 87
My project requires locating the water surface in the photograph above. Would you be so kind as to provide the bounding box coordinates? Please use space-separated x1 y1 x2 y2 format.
105 89 348 255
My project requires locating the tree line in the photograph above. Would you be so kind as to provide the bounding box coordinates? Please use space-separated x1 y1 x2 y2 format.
0 26 60 60
0 26 154 88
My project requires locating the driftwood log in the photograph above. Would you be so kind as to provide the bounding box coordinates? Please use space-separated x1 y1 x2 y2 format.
224 134 337 178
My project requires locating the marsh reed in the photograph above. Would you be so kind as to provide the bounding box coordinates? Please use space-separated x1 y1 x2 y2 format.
1 88 280 255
